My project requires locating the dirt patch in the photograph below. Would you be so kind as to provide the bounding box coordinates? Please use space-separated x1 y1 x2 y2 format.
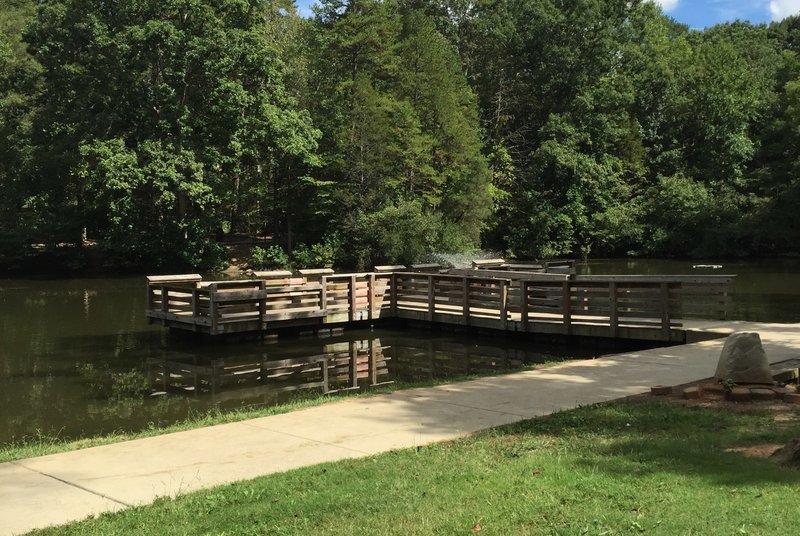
626 378 800 462
724 444 784 459
628 379 800 417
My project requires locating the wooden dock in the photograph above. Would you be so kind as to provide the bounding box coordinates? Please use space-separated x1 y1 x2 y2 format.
146 267 734 343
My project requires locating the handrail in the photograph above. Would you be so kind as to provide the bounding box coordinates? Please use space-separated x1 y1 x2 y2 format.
146 270 735 340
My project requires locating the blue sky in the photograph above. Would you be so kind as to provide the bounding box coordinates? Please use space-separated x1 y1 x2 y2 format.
656 0 800 28
295 0 800 27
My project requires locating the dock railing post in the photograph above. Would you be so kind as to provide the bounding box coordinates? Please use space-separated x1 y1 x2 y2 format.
500 279 509 329
258 280 266 326
609 281 618 338
562 281 572 335
390 273 398 317
192 287 200 318
660 282 670 340
320 275 328 317
427 274 435 322
521 281 529 332
368 273 375 321
209 283 219 335
160 286 169 314
462 276 470 326
349 275 357 322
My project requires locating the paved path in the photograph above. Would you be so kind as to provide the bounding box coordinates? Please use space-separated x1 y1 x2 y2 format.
3 321 799 535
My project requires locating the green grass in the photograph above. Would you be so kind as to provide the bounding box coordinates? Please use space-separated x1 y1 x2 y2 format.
0 362 564 463
30 400 800 535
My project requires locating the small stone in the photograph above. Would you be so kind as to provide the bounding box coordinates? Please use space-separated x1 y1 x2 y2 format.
750 388 776 401
772 386 791 397
650 385 672 396
701 383 725 394
683 386 702 400
784 393 800 405
726 387 752 402
773 368 800 383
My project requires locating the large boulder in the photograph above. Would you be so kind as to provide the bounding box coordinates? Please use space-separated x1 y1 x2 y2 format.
714 332 773 384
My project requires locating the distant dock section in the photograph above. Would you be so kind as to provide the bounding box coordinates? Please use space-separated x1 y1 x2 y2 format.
146 263 734 343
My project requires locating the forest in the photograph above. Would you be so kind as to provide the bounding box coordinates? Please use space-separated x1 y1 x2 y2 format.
1 0 799 272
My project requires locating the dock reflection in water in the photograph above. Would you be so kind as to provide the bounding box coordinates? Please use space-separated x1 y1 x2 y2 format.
145 328 579 407
0 270 605 446
148 337 393 404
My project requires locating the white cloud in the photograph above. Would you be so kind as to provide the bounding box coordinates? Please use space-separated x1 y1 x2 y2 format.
653 0 680 11
770 0 800 20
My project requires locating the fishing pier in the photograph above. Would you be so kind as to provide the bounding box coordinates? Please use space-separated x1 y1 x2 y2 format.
146 263 734 343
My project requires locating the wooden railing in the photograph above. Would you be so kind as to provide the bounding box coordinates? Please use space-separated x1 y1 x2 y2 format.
517 277 729 339
392 272 515 326
322 272 393 322
146 272 733 341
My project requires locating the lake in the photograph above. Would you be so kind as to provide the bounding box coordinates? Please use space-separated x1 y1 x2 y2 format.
1 258 797 445
575 258 800 323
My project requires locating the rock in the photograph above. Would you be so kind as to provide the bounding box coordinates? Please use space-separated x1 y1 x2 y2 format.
683 386 702 399
770 438 800 468
784 393 800 405
714 332 774 385
772 386 791 397
701 382 725 394
750 388 776 401
726 387 751 402
773 368 799 383
650 385 672 396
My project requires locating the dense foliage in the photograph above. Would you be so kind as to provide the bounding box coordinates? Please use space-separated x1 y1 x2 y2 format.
1 0 799 271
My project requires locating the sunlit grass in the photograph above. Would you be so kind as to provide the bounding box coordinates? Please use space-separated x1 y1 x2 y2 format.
29 400 800 535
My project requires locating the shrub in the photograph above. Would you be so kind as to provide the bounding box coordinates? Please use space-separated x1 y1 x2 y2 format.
249 245 290 270
345 201 475 269
291 234 341 269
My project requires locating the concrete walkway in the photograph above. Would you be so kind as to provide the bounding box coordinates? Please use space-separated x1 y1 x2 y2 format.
3 321 800 535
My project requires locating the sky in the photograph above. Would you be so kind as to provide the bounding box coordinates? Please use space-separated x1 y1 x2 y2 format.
655 0 800 28
295 0 800 27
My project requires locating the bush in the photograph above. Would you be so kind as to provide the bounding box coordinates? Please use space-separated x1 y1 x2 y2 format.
291 234 341 269
249 245 290 270
345 201 475 269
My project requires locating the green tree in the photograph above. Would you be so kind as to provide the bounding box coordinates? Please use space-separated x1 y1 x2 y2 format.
24 0 319 269
309 0 490 268
0 0 40 265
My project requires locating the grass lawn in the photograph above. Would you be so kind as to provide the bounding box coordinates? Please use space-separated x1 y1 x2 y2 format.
30 400 800 535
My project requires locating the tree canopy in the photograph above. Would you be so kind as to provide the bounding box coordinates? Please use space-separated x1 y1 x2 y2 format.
1 0 799 272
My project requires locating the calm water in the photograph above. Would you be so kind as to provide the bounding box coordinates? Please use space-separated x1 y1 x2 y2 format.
1 258 797 445
576 258 800 323
0 278 608 444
